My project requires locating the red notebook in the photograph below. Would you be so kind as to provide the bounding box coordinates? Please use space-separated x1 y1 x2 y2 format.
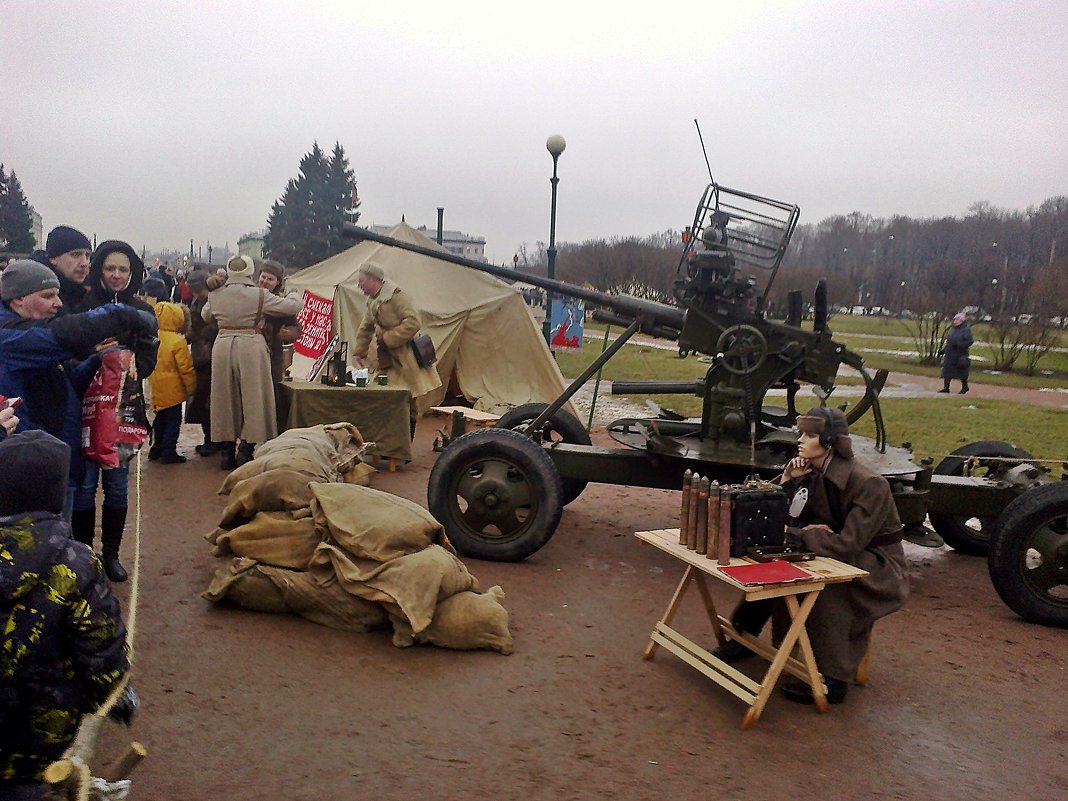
718 561 815 586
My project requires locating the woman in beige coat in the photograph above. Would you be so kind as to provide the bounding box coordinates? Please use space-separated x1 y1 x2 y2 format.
203 256 300 469
352 263 441 439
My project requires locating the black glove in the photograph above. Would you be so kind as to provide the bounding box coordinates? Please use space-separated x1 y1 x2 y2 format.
107 682 139 726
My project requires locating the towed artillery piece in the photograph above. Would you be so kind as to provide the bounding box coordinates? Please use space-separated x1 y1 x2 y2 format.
343 181 1068 628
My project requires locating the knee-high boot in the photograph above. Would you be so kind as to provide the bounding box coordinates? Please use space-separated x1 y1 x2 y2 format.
101 506 129 583
70 507 96 547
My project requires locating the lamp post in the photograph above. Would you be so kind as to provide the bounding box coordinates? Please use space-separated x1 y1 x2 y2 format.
542 134 566 346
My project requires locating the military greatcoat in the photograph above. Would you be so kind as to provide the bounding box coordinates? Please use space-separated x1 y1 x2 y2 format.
352 279 441 408
782 455 910 680
202 275 299 443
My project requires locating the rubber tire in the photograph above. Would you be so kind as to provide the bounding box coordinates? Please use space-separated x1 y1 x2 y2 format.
929 440 1035 555
427 427 563 562
496 403 592 506
988 483 1068 628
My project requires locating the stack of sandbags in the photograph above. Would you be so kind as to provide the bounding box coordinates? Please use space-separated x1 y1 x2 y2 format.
218 422 376 492
306 484 513 654
203 427 512 654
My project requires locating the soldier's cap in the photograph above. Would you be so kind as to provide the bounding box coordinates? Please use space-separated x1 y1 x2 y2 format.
357 263 385 280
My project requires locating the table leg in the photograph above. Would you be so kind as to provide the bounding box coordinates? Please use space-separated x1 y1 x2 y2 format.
785 594 829 713
692 573 725 645
741 588 822 729
642 564 695 660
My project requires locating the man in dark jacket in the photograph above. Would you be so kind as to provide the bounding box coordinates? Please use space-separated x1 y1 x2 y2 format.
0 431 129 796
30 225 94 316
0 259 158 519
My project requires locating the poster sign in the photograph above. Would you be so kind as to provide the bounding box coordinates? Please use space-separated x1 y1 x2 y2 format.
294 290 334 359
549 298 584 352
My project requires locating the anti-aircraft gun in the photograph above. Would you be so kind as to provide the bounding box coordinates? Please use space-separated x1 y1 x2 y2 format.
343 180 1068 629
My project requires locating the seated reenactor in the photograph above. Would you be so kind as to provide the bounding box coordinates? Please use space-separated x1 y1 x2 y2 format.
714 406 909 704
0 259 158 517
0 431 129 797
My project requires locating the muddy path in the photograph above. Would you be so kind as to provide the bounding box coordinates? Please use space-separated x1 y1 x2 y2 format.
88 421 1068 801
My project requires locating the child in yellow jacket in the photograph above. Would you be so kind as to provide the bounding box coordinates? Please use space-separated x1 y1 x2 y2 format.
149 301 196 463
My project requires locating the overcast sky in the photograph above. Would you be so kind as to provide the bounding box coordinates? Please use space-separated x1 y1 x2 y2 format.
3 1 1066 264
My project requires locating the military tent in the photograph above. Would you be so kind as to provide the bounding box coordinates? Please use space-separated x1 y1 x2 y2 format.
285 222 574 415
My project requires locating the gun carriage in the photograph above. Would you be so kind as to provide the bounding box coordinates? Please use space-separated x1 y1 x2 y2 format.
343 181 1068 628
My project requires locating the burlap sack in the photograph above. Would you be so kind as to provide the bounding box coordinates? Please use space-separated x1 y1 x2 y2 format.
309 543 476 634
219 423 369 495
309 483 450 562
219 469 324 527
203 557 289 613
256 563 388 632
209 511 320 570
391 586 513 654
202 557 387 632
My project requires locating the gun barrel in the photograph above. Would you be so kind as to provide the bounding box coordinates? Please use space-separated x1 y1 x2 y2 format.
342 224 685 332
612 380 702 395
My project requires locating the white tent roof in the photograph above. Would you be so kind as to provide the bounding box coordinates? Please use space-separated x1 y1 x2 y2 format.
286 222 574 415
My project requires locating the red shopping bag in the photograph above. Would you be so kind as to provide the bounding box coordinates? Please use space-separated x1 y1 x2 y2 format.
82 349 150 467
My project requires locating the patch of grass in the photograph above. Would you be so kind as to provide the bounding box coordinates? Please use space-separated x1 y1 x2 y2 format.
847 397 1068 464
556 328 1068 463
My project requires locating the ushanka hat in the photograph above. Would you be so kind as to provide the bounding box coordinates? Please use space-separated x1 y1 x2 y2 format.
227 255 255 279
358 262 385 280
796 406 853 459
1 259 61 301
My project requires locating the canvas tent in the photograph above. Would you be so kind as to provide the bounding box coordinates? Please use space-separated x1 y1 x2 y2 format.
285 222 574 415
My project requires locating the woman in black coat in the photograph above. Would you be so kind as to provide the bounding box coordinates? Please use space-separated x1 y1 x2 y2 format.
940 312 973 394
70 240 157 582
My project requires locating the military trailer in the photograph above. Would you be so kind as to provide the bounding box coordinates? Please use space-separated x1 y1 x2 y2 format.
343 181 1068 628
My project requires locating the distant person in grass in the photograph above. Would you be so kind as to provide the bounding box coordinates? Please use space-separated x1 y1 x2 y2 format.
939 312 973 394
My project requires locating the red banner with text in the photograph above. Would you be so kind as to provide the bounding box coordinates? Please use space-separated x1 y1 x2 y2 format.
293 290 334 359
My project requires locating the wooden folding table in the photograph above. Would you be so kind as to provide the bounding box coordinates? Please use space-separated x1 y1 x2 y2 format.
636 527 868 728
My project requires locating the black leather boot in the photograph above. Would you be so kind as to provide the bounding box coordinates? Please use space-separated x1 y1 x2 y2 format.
101 506 128 583
220 443 238 470
70 507 96 547
236 441 255 466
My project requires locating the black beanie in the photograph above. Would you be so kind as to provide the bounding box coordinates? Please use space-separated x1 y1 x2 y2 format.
45 225 92 258
0 431 70 515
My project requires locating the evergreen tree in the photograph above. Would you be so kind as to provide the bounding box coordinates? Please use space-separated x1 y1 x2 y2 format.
0 164 36 252
264 141 359 270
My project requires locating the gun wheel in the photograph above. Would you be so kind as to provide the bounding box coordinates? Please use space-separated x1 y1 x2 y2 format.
929 441 1036 555
496 403 591 505
988 483 1068 628
715 324 768 375
427 428 563 561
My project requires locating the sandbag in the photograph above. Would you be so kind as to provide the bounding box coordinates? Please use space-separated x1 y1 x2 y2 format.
219 469 324 527
391 586 513 655
209 511 320 570
259 564 388 632
203 557 289 613
203 557 387 632
309 483 450 563
219 423 369 495
309 543 476 634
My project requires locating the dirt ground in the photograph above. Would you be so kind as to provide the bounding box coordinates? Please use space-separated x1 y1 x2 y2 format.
91 409 1068 801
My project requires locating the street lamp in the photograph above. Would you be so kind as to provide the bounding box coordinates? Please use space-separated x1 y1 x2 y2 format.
542 134 566 346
